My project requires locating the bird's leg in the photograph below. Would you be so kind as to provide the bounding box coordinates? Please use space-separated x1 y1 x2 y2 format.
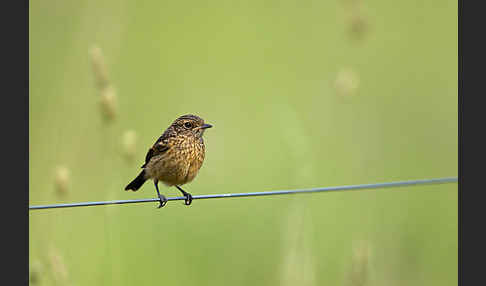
176 185 193 206
154 180 167 208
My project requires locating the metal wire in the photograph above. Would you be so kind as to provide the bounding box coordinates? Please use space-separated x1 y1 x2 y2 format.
29 177 457 211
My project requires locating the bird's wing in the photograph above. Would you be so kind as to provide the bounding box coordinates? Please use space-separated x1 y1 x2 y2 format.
140 145 167 169
141 129 175 168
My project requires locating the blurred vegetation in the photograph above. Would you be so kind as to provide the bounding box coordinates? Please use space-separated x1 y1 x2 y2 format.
29 0 457 285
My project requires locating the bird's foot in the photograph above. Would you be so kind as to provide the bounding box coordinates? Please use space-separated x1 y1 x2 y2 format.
157 194 168 208
175 185 193 206
183 193 193 206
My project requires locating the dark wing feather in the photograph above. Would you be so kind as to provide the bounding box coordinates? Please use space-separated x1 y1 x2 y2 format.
141 128 175 168
141 148 154 168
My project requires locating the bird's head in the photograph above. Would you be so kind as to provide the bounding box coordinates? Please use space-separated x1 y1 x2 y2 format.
171 114 212 138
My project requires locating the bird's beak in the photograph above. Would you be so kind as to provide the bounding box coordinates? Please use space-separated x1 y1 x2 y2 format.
201 123 213 129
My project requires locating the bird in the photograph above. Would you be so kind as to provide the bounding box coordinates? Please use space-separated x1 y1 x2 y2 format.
124 114 212 208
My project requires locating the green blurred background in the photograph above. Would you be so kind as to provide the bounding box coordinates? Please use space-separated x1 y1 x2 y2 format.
29 0 457 285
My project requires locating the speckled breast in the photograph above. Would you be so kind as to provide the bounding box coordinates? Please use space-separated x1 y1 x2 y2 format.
147 137 205 186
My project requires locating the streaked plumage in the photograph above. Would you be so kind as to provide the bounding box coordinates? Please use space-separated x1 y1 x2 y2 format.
125 114 212 208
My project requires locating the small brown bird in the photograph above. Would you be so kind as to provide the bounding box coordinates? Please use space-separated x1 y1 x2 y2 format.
125 114 212 208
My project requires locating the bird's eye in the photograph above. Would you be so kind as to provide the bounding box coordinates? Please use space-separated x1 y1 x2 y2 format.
184 122 192 129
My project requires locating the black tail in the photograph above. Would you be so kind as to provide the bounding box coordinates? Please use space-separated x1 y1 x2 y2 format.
125 170 147 191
